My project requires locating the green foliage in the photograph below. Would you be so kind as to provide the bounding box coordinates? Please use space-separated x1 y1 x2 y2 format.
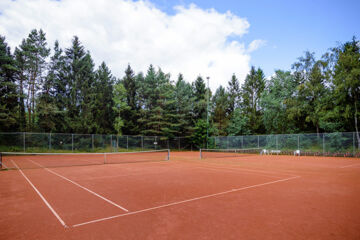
226 108 250 136
261 70 298 133
113 82 129 135
241 66 266 134
193 76 207 120
0 36 18 131
1 29 359 145
212 86 229 135
291 51 328 134
16 29 50 131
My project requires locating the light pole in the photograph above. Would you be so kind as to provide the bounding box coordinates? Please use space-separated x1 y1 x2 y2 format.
206 76 210 149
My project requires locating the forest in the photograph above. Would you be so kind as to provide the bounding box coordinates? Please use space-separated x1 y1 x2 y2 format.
0 29 359 145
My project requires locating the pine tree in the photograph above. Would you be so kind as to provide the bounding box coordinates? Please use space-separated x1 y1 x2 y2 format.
227 73 240 114
122 64 140 134
93 62 115 134
241 66 266 134
16 29 50 131
0 36 18 131
212 86 229 135
64 36 96 133
192 76 207 121
174 74 194 136
37 40 65 132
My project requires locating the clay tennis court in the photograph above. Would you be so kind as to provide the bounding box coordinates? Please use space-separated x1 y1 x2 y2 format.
0 151 359 239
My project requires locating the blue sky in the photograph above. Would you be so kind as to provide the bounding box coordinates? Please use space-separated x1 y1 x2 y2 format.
1 0 359 89
151 0 360 76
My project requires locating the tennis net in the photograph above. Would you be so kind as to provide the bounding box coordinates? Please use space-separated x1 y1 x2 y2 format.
200 148 261 159
0 149 170 170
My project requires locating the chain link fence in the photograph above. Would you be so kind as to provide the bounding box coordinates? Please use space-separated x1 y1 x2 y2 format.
1 132 359 157
0 132 194 153
210 132 360 157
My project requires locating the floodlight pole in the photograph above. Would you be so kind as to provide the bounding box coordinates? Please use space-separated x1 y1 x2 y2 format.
206 76 210 149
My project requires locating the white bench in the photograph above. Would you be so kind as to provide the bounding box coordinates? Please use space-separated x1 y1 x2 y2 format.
294 150 301 156
270 150 281 155
260 149 269 155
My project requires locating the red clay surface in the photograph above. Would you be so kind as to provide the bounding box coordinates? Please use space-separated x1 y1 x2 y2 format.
0 151 359 240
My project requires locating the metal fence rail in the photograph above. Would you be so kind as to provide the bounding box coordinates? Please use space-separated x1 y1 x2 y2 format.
210 132 360 157
0 132 194 153
0 132 359 157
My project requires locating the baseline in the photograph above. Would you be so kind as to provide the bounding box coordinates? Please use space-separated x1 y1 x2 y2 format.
73 175 300 228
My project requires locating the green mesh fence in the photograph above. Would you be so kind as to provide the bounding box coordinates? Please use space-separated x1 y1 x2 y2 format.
1 132 359 157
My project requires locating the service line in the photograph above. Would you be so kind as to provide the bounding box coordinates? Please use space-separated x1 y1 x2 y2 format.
73 175 300 228
339 163 360 168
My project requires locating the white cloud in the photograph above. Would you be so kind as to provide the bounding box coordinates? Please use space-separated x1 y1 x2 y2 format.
0 0 263 90
247 39 267 53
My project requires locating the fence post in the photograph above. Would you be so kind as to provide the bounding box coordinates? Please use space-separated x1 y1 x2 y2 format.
141 136 143 150
257 135 259 148
126 136 128 150
353 132 356 157
241 136 244 149
71 134 74 152
116 135 119 152
49 132 51 150
323 133 325 155
23 132 26 152
92 134 94 150
276 135 278 150
110 135 113 152
297 135 300 150
178 137 180 150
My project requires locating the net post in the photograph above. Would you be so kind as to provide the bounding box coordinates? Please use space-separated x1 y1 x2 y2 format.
200 148 202 159
167 149 170 160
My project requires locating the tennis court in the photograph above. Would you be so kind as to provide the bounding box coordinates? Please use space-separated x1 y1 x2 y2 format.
0 151 359 239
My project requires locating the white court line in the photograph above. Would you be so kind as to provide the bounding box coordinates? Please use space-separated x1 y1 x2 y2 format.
192 166 285 179
73 175 300 228
11 160 68 228
29 160 129 212
339 163 360 168
172 161 298 178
